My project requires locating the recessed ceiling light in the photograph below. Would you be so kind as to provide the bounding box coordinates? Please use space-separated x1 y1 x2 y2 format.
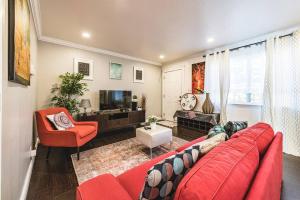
159 54 165 59
82 32 91 38
207 37 215 43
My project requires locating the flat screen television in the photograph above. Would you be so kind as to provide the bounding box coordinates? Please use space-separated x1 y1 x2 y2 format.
99 90 132 110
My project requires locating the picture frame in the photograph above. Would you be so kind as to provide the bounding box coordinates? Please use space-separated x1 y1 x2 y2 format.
133 66 144 83
73 58 94 80
110 62 122 80
8 0 31 86
192 62 205 94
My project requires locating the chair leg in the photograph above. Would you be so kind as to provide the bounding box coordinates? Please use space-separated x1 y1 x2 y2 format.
46 147 51 160
77 147 80 160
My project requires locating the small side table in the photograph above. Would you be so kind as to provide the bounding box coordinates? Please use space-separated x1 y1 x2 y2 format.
136 125 172 158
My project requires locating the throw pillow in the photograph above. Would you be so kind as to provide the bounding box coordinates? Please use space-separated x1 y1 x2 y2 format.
47 112 74 130
139 133 226 200
224 121 248 137
207 124 228 140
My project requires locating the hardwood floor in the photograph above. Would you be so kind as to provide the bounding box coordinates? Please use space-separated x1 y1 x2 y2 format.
27 127 300 200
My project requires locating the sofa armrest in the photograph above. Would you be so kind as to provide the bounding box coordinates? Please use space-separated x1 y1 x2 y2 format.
77 174 132 200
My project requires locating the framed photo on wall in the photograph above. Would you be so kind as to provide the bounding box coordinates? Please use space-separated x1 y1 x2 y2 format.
8 0 31 86
133 66 144 83
192 62 205 94
73 58 94 80
110 62 122 80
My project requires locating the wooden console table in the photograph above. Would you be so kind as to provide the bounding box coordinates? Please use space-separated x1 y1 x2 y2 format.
174 110 220 132
77 110 145 133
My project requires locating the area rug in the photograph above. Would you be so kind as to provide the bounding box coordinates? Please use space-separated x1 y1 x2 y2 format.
157 120 178 128
71 136 188 184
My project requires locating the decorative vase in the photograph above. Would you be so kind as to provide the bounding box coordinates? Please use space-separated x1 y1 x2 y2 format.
150 122 157 130
202 93 214 114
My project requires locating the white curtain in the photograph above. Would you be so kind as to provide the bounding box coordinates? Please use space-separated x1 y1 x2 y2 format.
262 31 300 156
228 44 266 105
205 50 230 124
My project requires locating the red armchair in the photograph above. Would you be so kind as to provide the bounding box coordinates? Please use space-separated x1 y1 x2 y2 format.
35 107 98 160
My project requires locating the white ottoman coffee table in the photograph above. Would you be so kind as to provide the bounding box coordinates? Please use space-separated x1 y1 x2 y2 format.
136 125 172 158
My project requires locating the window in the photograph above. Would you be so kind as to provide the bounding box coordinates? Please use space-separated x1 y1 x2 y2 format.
228 44 266 105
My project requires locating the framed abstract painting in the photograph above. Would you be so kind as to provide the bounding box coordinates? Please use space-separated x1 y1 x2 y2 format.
110 62 122 80
8 0 31 86
192 62 205 94
133 66 144 83
74 58 94 80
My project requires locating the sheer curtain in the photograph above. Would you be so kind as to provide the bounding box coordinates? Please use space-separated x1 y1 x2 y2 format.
262 31 300 156
205 50 230 124
229 44 266 105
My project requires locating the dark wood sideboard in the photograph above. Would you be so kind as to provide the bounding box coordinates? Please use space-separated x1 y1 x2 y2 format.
174 110 220 132
77 110 145 133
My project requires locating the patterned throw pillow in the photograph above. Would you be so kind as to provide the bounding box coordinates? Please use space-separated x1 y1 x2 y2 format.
47 112 74 130
207 124 228 140
224 121 248 137
139 133 227 200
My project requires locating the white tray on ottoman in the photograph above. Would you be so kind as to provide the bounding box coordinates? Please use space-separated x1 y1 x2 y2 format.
136 125 172 158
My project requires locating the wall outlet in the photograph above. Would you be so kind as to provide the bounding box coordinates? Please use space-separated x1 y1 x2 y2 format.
30 150 37 157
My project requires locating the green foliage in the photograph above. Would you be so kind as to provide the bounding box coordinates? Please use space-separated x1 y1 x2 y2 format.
50 73 88 114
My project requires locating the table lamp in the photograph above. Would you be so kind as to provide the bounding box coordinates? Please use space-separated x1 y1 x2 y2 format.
79 99 91 114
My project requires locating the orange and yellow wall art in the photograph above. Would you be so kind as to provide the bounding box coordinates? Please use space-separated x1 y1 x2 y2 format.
8 0 30 85
192 62 205 94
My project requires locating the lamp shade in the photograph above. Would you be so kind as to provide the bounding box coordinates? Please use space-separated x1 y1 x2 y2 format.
79 99 91 108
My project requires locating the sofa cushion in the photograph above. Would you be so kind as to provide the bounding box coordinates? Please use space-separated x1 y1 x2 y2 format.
139 133 227 200
207 124 228 139
69 125 96 138
246 132 283 200
139 148 200 199
117 151 176 199
174 136 260 200
224 121 248 137
233 122 274 156
76 174 132 200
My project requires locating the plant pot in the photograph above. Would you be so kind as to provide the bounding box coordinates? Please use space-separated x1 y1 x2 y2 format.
202 93 214 114
150 122 157 130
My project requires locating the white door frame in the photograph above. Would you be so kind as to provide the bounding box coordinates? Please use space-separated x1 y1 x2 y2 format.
162 65 185 121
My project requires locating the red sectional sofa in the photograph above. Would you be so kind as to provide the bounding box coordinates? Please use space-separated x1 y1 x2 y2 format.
76 123 283 200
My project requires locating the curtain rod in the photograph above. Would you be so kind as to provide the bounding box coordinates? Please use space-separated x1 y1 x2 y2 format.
202 32 294 57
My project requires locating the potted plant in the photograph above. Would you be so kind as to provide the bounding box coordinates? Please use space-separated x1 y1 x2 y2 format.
50 72 88 114
147 115 159 130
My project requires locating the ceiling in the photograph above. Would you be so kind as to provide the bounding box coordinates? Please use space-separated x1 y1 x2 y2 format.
38 0 300 64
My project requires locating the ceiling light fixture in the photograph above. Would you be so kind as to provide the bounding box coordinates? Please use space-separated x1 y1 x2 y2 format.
207 37 215 43
159 54 165 59
82 32 91 38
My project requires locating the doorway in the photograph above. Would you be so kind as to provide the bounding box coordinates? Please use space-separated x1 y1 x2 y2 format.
162 69 183 121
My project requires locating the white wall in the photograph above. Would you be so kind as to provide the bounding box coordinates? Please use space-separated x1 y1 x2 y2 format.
37 42 162 117
162 54 206 114
1 3 38 200
163 54 262 126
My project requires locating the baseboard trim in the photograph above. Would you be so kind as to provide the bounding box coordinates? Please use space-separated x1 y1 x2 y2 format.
19 157 35 200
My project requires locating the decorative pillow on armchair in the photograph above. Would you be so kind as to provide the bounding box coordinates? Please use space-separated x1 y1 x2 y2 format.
47 112 74 130
139 133 227 200
224 121 248 137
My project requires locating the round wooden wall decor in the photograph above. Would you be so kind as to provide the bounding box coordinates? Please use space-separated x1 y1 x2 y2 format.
180 93 197 111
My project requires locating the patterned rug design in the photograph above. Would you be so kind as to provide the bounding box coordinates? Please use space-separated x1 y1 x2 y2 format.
71 136 188 184
157 120 178 128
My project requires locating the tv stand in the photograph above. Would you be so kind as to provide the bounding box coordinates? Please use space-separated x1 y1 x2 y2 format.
77 110 145 133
